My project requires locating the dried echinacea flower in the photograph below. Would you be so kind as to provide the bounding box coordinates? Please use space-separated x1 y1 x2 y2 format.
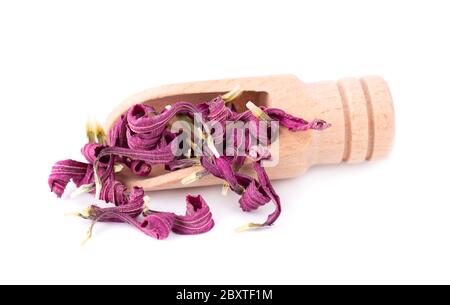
79 193 213 243
49 89 329 241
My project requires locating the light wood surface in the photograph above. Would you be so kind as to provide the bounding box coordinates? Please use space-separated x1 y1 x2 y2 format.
104 75 395 191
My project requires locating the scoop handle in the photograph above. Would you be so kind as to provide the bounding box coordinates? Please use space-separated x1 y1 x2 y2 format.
243 75 395 180
293 75 395 166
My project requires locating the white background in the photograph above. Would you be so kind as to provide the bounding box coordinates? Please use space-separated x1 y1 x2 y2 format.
1 0 449 284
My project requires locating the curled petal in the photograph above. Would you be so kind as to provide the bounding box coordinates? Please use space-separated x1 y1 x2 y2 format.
172 195 214 235
239 180 270 212
253 161 281 226
81 143 105 164
108 114 128 147
236 173 253 187
98 177 128 206
97 145 175 165
200 156 221 177
265 108 330 131
91 187 145 221
207 96 231 124
126 127 161 150
78 164 94 186
128 186 145 205
158 130 178 149
84 210 172 242
84 187 176 240
246 117 271 146
214 157 240 192
48 160 89 197
126 160 152 176
195 102 209 119
127 102 197 134
225 123 247 156
140 212 175 240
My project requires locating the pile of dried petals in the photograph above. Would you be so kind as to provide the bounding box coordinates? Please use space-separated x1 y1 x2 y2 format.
49 87 329 242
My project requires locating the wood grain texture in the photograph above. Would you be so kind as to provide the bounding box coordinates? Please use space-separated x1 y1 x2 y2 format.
104 75 395 191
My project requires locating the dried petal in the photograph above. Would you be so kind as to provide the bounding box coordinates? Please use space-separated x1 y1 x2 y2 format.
126 126 161 150
108 114 128 147
248 144 271 161
253 161 281 226
127 102 197 134
81 143 105 164
82 211 163 243
98 176 128 206
200 156 221 177
48 160 90 197
172 195 214 235
239 180 270 212
126 160 152 176
90 186 145 220
265 108 331 131
213 157 240 192
140 212 175 240
207 96 232 124
97 145 175 165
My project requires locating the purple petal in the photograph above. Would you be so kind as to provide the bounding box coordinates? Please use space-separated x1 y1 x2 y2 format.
81 143 105 164
91 187 145 221
98 177 128 206
78 164 94 186
108 114 128 147
239 180 270 212
97 145 175 165
159 130 178 149
140 212 175 240
200 156 220 177
213 157 239 191
207 96 231 124
48 160 89 197
126 126 161 150
253 161 281 226
127 102 197 134
172 195 214 235
87 211 173 240
195 102 209 119
126 160 152 176
265 108 330 131
248 145 271 161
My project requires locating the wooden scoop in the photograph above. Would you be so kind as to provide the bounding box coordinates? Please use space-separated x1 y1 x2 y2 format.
104 75 395 191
